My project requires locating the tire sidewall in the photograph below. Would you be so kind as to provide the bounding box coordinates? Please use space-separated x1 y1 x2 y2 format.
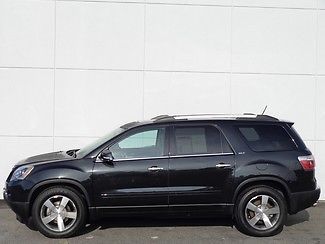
32 187 86 238
235 186 287 237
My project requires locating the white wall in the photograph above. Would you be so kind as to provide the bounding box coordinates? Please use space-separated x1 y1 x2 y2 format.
0 0 324 199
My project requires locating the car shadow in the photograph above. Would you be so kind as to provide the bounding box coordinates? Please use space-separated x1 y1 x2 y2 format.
21 208 310 237
77 216 234 236
285 209 310 226
0 201 8 209
75 210 310 237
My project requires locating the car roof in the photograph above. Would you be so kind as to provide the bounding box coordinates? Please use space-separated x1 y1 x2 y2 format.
121 114 294 130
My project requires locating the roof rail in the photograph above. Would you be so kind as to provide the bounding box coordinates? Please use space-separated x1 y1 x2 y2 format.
151 113 279 122
172 113 257 120
151 115 171 120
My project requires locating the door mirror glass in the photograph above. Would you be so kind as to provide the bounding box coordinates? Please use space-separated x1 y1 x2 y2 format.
100 149 114 162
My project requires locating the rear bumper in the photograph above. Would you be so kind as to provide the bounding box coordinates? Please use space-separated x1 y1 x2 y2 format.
3 188 29 221
289 187 321 214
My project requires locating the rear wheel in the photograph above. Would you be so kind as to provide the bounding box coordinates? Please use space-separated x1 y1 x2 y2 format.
32 186 86 238
234 186 287 236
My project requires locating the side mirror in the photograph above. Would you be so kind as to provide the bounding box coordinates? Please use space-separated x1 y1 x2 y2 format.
100 149 114 162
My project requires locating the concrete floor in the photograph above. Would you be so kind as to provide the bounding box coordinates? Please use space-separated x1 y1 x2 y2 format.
0 202 324 244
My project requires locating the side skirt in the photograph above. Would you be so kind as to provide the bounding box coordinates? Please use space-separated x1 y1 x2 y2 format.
89 203 234 220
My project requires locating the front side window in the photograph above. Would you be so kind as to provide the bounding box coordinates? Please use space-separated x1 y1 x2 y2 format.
238 124 296 152
173 126 232 156
110 128 166 160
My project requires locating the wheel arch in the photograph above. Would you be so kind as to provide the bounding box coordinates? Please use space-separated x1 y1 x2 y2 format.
28 179 91 214
233 177 291 212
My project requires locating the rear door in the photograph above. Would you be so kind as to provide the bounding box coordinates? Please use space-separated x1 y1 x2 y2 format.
168 123 235 210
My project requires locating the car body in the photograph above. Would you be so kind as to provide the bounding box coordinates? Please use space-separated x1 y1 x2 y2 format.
3 114 320 238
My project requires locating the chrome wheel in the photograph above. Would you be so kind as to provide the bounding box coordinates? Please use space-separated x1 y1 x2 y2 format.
40 195 78 232
245 194 280 230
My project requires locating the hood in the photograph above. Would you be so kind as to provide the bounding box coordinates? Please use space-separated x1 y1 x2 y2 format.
15 151 74 167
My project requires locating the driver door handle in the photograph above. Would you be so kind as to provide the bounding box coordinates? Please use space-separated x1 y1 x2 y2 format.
215 163 232 169
148 166 164 172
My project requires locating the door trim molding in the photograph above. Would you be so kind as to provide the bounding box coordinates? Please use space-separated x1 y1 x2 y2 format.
93 203 234 209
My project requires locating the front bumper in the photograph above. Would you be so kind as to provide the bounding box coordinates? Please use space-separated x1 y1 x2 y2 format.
289 187 321 214
3 187 29 221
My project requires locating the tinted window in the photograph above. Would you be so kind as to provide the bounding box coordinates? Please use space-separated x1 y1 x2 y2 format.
110 128 165 159
119 130 159 149
174 126 232 155
238 125 296 152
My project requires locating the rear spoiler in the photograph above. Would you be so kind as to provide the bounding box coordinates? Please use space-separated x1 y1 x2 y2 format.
283 121 294 127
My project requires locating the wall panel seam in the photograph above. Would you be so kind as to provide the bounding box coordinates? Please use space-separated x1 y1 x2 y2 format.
54 0 318 11
142 2 146 119
314 2 319 142
229 0 233 113
52 0 57 151
0 66 319 76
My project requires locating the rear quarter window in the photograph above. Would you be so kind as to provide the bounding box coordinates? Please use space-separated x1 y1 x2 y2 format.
237 124 297 152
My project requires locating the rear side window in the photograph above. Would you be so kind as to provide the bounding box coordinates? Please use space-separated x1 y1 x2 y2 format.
174 126 233 155
238 125 296 152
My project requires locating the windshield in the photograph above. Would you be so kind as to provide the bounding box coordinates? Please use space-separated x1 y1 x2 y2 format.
77 127 125 158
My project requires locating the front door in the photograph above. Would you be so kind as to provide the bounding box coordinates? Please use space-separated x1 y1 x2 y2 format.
92 125 169 211
168 124 235 211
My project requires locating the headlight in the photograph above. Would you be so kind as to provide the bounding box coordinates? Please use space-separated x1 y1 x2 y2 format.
10 165 34 181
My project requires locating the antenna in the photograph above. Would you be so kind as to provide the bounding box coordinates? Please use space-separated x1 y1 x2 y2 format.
261 105 268 115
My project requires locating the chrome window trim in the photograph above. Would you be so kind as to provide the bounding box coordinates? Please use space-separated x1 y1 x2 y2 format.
95 153 233 163
169 152 234 159
95 155 169 163
113 156 169 162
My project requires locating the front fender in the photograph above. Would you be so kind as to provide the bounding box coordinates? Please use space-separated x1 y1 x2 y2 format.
28 178 92 206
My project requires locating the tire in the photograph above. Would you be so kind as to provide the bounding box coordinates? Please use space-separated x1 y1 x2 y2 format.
234 186 287 237
32 186 86 238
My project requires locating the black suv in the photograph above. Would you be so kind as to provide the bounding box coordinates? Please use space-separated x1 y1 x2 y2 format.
3 114 320 238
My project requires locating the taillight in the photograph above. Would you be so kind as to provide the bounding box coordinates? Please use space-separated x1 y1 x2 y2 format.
298 155 315 171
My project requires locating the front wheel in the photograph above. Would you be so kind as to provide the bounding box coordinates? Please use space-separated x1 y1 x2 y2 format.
234 186 287 237
32 186 86 238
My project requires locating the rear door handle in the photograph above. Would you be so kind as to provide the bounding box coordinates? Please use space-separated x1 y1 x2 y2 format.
215 163 232 169
148 166 164 172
